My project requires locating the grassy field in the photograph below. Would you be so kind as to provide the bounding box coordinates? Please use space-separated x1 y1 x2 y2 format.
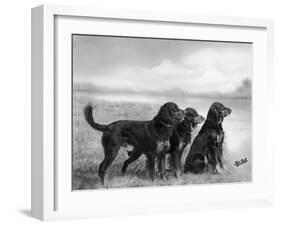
72 91 251 190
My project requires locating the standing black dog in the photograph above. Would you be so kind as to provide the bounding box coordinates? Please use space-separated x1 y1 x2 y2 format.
168 108 204 178
184 102 231 174
84 102 185 184
123 107 204 178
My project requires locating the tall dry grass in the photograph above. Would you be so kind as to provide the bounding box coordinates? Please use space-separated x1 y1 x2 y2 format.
72 91 251 190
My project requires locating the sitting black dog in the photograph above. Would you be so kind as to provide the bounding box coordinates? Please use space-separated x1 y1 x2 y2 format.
184 102 231 174
84 102 185 184
168 108 204 178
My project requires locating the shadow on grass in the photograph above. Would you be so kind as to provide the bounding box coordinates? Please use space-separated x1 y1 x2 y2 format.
18 209 31 218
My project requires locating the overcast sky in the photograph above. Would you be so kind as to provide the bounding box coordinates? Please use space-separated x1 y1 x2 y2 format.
73 35 252 94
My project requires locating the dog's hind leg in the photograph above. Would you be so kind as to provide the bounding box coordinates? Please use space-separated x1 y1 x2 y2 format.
99 136 120 185
99 149 119 185
184 153 206 174
122 148 142 174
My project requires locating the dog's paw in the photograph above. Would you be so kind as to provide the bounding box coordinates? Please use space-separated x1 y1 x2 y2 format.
221 164 228 171
160 173 168 181
174 170 181 178
215 164 223 174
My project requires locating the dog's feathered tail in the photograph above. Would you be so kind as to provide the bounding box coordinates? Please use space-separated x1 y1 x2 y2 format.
84 104 112 132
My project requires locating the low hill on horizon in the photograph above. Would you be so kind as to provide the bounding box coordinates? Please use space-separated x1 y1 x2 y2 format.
73 78 252 99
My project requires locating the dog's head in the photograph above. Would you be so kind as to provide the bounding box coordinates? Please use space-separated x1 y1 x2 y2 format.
207 102 232 124
184 108 205 128
156 102 185 127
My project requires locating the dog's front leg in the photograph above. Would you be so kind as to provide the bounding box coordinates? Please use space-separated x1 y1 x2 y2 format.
217 146 224 170
146 153 156 181
171 151 181 178
206 146 219 174
158 153 167 180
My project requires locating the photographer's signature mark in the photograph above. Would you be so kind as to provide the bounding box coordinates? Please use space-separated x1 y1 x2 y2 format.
234 158 248 167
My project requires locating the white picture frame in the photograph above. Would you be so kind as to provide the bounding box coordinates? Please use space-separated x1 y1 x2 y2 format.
31 4 274 221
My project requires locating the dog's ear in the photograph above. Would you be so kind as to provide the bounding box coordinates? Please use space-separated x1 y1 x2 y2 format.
207 103 223 124
185 108 204 128
183 108 193 123
184 108 197 118
155 104 174 126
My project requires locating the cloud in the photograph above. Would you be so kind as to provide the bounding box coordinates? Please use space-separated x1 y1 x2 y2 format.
82 49 251 94
73 36 252 95
84 59 200 92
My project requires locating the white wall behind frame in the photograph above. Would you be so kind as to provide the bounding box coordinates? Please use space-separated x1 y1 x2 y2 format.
0 0 280 226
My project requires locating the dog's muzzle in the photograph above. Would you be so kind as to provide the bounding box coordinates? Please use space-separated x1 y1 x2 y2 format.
222 107 232 117
194 115 205 124
175 109 186 121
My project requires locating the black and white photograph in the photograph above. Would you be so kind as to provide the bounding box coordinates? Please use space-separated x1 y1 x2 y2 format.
72 35 252 190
